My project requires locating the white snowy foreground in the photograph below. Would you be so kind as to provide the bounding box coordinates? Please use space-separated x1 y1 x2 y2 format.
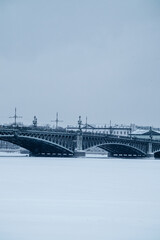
0 156 160 240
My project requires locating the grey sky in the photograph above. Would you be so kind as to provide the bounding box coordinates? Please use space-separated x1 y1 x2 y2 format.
0 0 160 127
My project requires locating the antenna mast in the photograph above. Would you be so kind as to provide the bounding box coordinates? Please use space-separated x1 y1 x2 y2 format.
9 108 22 127
51 112 63 129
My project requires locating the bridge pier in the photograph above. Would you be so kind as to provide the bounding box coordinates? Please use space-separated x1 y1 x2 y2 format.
108 152 114 158
147 142 154 158
74 132 85 157
146 153 154 158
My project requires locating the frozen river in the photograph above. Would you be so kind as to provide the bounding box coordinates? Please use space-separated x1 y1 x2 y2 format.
0 155 160 240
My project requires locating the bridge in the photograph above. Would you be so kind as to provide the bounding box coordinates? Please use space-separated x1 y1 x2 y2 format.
0 126 160 158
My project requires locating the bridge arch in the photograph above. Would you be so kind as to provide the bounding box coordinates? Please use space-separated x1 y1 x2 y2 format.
0 135 74 156
86 143 147 157
153 150 160 158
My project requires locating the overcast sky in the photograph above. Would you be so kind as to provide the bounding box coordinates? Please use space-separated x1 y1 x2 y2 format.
0 0 160 127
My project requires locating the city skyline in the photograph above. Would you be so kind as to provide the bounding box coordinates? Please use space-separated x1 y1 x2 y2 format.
0 107 158 130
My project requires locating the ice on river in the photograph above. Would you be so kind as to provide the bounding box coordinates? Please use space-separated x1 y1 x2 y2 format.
0 155 160 240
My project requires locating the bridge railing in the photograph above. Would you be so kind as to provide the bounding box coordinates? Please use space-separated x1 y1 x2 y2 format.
1 126 160 145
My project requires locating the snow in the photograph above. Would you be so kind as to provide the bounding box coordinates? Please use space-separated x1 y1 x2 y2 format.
0 156 160 240
131 129 149 135
132 129 160 135
0 152 28 157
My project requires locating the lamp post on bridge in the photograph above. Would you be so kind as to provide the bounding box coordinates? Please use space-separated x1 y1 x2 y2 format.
109 120 113 135
78 116 82 132
147 126 154 158
74 116 85 157
33 116 38 127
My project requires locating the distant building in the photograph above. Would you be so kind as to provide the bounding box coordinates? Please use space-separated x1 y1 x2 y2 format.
67 124 132 137
83 123 132 137
131 129 160 140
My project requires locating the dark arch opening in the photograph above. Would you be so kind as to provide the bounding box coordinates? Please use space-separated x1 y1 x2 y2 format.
154 151 160 158
0 137 73 157
97 143 146 158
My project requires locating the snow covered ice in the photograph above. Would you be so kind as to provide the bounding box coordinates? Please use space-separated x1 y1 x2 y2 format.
0 156 160 240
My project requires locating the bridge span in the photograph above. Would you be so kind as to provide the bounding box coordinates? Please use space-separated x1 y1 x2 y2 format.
0 127 160 158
